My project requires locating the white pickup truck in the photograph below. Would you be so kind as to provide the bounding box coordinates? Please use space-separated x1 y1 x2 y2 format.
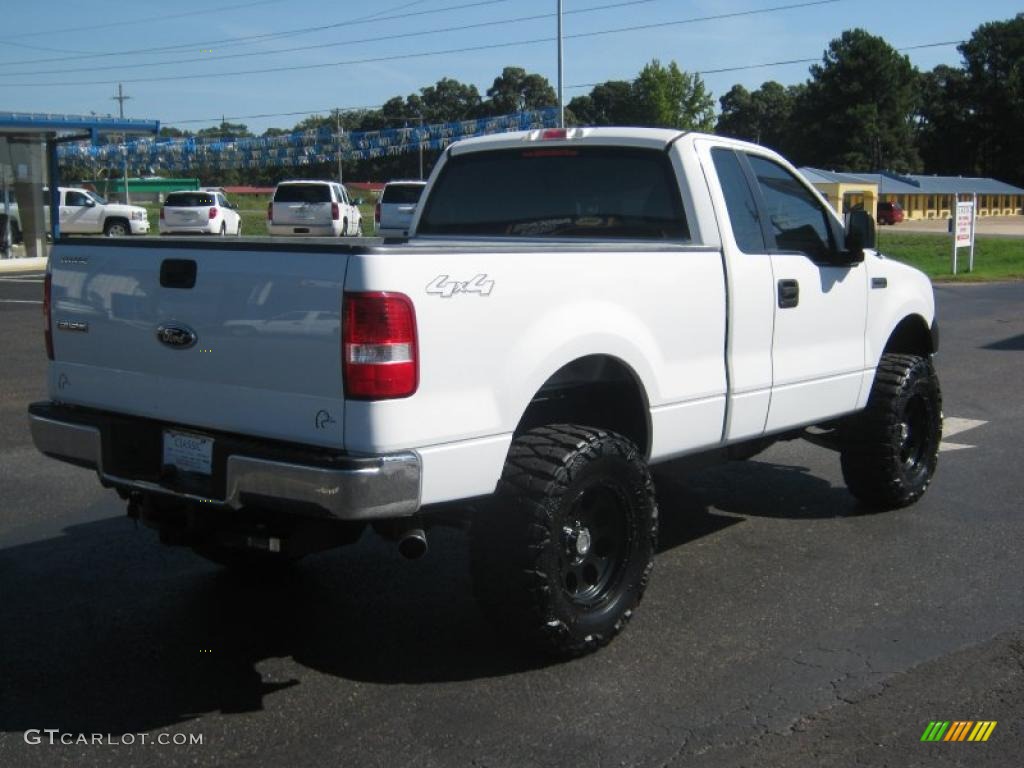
29 128 941 657
3 186 150 238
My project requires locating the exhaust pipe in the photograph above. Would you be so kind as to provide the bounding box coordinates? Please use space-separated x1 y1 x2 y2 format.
397 528 428 560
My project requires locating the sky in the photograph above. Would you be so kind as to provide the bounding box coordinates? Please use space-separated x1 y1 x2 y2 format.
0 0 1019 135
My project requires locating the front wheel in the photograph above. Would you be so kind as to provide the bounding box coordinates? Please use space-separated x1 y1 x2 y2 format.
840 353 942 509
104 220 129 237
471 425 657 657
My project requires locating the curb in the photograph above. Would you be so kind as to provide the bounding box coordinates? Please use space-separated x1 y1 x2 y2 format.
0 256 48 274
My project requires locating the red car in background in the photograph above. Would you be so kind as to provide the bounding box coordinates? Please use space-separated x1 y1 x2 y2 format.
877 201 905 225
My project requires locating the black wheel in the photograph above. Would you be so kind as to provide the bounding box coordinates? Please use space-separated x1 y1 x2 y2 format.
840 353 942 509
355 221 363 237
10 221 21 245
341 218 348 236
219 222 227 236
471 425 657 657
103 219 129 237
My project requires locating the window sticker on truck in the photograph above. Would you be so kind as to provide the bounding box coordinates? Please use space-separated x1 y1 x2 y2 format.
425 274 495 298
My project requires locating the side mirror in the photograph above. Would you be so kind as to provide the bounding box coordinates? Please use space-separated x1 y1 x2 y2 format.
85 199 96 208
842 209 875 262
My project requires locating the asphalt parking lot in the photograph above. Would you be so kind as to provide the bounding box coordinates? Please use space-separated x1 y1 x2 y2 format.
0 273 1021 767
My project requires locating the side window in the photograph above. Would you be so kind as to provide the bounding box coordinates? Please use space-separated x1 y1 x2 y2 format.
747 155 834 260
711 148 765 253
65 191 88 207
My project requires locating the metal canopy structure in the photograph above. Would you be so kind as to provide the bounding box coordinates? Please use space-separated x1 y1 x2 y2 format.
0 112 159 142
0 112 159 254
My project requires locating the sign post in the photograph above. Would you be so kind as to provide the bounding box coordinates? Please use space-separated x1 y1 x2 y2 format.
952 195 976 275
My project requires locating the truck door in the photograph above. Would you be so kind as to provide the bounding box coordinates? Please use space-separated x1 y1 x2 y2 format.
60 189 99 233
743 154 868 431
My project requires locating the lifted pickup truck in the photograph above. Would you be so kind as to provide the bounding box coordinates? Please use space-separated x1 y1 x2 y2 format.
30 128 941 657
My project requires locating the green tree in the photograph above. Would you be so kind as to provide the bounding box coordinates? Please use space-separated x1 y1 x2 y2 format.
419 77 482 122
716 81 798 152
196 121 252 140
958 13 1024 184
484 67 557 115
630 60 715 131
567 80 636 126
792 29 920 172
915 65 974 176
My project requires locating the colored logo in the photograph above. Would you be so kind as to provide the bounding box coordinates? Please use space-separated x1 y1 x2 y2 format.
921 721 997 742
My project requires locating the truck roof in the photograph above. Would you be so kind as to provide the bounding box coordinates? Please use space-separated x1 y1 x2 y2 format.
448 126 690 156
447 128 773 158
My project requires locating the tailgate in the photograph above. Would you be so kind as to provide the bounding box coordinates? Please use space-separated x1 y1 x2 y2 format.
48 242 351 448
272 201 332 226
380 203 416 230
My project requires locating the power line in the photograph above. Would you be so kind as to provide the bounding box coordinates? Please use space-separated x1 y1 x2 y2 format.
0 0 289 41
567 40 967 87
160 40 964 128
0 0 848 87
0 0 515 67
0 0 666 77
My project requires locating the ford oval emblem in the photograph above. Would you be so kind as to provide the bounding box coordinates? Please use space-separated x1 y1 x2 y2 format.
156 323 197 350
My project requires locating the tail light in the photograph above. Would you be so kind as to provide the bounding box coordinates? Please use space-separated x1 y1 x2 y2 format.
331 202 340 221
159 207 165 220
208 207 218 220
374 202 381 224
343 292 417 399
266 202 273 221
43 273 53 360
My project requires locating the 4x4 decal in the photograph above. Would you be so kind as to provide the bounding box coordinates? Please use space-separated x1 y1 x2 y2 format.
426 274 495 298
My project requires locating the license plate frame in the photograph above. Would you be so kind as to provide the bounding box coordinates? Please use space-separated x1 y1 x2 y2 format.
162 429 214 476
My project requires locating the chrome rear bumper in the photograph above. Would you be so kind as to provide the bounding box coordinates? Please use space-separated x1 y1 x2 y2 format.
28 405 421 520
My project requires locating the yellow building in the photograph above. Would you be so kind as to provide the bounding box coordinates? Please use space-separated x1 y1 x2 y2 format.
802 168 1024 220
799 168 878 216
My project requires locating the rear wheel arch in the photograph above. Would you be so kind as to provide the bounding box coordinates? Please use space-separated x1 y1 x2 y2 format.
514 354 652 459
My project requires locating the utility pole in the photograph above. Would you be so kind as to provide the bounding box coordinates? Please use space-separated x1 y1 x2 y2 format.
335 109 344 184
557 0 564 128
417 116 424 180
112 83 132 204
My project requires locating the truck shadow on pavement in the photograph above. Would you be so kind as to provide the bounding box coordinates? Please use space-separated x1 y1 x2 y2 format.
0 459 857 736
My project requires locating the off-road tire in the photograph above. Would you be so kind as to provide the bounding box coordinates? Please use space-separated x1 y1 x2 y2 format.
471 425 658 657
840 353 942 509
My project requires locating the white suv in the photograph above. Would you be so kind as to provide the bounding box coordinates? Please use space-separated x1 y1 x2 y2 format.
267 180 362 237
375 180 426 238
160 190 242 236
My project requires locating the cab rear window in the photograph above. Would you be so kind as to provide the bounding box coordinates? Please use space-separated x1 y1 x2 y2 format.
165 193 214 207
274 184 332 204
417 146 688 240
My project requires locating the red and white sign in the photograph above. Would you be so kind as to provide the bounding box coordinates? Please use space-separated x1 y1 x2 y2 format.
954 201 974 248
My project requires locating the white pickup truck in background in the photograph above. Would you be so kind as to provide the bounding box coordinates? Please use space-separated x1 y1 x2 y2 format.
3 186 150 239
30 128 941 658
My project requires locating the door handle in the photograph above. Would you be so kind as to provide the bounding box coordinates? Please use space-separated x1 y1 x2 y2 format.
777 279 799 309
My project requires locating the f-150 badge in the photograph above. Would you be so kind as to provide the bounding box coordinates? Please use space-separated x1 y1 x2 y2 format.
426 274 494 298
